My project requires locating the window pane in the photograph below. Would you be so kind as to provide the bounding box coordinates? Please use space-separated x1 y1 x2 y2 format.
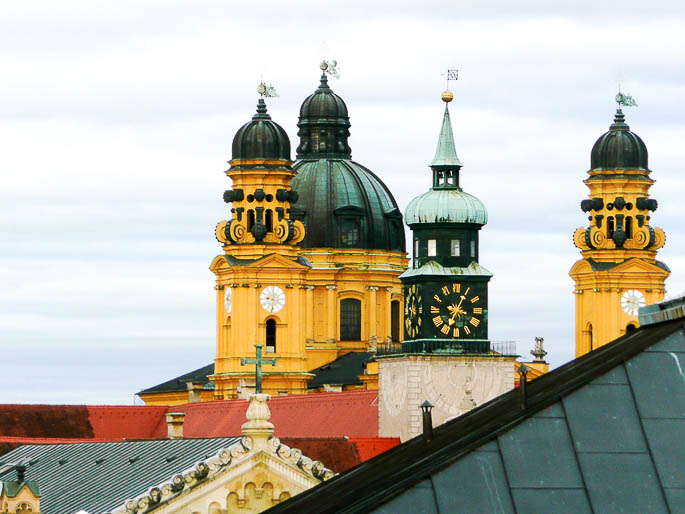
340 298 362 341
471 240 476 257
451 239 460 256
340 219 359 246
427 239 436 256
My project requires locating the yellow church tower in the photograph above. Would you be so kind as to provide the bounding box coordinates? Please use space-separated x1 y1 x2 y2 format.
210 88 311 398
570 98 669 356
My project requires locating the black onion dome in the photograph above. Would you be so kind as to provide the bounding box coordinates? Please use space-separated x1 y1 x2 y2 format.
590 109 649 171
291 159 405 252
296 74 352 159
232 99 291 161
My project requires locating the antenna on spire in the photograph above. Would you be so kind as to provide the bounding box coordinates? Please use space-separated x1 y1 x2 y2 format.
257 81 279 98
320 60 340 79
440 69 458 103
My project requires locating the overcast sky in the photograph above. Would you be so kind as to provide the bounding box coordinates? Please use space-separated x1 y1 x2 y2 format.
2 1 684 404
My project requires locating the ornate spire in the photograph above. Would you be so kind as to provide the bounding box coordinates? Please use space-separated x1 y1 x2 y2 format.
429 100 463 169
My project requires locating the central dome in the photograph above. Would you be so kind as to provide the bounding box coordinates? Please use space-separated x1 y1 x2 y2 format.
232 99 290 162
291 72 405 253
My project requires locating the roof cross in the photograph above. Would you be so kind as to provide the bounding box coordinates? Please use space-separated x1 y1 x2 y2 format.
240 344 277 394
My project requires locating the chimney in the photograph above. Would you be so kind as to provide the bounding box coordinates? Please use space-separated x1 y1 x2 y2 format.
166 412 186 439
420 401 434 443
186 381 204 403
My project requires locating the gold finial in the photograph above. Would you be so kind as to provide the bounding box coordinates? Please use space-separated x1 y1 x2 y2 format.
441 69 458 103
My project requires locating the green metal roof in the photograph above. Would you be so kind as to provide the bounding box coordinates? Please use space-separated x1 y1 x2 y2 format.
399 260 493 279
429 104 462 169
138 363 214 395
0 437 239 513
404 189 487 226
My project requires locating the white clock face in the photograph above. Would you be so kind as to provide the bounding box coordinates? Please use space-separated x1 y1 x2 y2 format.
260 286 286 313
224 288 232 314
621 289 646 316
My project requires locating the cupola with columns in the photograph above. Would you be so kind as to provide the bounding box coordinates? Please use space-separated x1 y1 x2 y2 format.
570 99 669 356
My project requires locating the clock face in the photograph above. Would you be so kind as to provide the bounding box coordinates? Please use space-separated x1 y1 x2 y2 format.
224 288 232 314
621 289 645 316
404 284 423 338
260 286 286 313
430 283 483 338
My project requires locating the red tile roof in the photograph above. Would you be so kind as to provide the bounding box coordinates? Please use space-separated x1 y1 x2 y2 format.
0 393 395 472
173 391 379 439
0 391 379 440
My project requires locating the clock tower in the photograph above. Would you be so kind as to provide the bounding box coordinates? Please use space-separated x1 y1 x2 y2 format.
570 103 669 356
400 90 493 350
210 92 311 399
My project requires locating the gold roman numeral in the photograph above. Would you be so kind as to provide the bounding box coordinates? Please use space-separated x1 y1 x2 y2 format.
452 283 461 293
470 296 479 304
453 327 460 338
470 317 480 327
440 324 450 335
418 306 423 314
464 326 471 335
430 305 439 313
434 294 442 303
432 316 443 327
441 285 449 296
473 307 483 314
464 287 470 296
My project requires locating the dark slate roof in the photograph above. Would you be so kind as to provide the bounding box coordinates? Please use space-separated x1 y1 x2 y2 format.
231 98 290 162
0 437 239 513
138 363 214 395
267 314 685 513
586 257 671 273
307 352 372 389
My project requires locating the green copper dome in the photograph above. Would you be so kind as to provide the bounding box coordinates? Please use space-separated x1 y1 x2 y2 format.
405 189 488 226
590 109 649 172
232 99 290 161
292 72 405 252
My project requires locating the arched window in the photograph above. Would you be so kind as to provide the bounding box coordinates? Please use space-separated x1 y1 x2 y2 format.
391 300 400 342
247 210 255 232
265 210 273 232
340 298 362 341
265 319 276 353
607 217 615 239
626 323 637 333
625 216 633 238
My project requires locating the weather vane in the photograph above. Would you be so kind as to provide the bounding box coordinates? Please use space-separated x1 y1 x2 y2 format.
615 84 637 108
257 81 279 98
441 68 458 103
320 60 340 79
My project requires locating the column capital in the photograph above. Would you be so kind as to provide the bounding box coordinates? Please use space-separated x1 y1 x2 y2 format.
366 285 379 292
325 284 338 290
385 286 394 293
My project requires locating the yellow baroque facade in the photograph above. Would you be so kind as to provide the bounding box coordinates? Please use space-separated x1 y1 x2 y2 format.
205 74 408 399
570 107 669 356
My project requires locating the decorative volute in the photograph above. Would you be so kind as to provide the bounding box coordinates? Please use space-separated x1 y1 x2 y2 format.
215 96 305 249
573 109 665 255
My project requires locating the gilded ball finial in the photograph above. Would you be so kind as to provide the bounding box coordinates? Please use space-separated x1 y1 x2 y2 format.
441 90 454 103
